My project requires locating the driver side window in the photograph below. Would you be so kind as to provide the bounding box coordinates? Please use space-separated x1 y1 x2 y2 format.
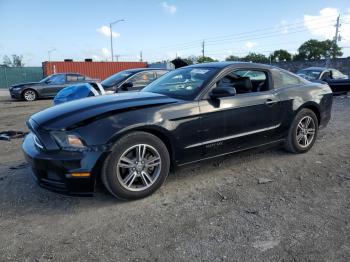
49 74 66 84
217 69 268 95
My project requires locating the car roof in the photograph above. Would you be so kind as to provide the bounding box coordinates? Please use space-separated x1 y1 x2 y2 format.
50 73 84 76
124 68 169 73
302 67 333 71
185 61 274 70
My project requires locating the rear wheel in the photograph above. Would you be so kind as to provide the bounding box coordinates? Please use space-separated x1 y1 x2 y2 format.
22 89 37 101
285 108 318 153
101 131 170 200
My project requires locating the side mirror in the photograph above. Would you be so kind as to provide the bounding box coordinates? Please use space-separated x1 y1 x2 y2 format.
45 79 52 84
210 86 236 99
120 82 133 91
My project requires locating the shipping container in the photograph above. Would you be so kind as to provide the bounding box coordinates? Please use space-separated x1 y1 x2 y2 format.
42 61 148 81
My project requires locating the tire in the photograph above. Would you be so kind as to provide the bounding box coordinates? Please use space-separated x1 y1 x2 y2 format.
284 108 319 154
22 89 37 101
101 131 170 200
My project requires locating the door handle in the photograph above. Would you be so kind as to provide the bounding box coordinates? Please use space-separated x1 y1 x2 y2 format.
265 99 278 106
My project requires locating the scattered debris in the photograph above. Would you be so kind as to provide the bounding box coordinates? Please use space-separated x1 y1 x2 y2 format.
257 178 273 184
253 240 280 252
245 210 259 215
0 130 27 141
217 191 227 202
9 163 28 170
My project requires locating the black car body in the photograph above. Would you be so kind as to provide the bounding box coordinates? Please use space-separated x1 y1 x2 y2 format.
9 73 97 101
22 62 333 199
297 67 350 94
101 68 169 92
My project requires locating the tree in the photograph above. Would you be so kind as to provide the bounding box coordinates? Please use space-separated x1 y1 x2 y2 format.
12 55 24 67
196 56 218 63
184 55 197 65
2 55 12 67
241 53 269 63
296 39 343 60
270 49 292 62
225 55 240 61
323 39 343 59
2 54 25 67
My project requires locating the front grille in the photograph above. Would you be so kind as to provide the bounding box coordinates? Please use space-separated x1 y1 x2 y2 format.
31 168 68 192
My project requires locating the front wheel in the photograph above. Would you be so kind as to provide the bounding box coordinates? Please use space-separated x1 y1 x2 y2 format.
284 108 319 153
101 131 170 200
22 89 37 101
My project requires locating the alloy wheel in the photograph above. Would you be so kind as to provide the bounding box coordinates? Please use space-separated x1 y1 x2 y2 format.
296 116 316 148
23 90 36 101
116 144 161 191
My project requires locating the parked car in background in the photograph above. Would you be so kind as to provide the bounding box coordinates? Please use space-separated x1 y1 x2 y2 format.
23 62 333 200
9 73 98 101
297 67 350 94
53 82 113 105
52 68 169 105
101 68 169 92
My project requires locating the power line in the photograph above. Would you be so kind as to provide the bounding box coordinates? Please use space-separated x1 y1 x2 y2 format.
122 13 350 61
141 14 339 52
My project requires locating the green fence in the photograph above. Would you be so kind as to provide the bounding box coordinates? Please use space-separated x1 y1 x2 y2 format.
0 67 43 89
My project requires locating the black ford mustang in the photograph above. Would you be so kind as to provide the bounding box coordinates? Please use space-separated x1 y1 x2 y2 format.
22 62 333 200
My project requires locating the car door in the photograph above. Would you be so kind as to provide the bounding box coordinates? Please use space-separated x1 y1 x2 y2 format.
198 68 283 158
327 69 350 93
42 74 67 97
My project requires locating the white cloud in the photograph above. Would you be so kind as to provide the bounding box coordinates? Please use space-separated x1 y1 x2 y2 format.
162 2 177 14
244 41 258 49
304 8 350 42
97 25 120 38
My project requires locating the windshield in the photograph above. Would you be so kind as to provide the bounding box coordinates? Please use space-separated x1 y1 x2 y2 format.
142 67 219 100
39 75 55 83
101 71 134 87
297 69 321 80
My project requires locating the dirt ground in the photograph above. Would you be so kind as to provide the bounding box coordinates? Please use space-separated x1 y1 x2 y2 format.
0 95 349 262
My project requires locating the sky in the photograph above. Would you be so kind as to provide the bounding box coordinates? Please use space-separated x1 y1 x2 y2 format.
0 0 350 66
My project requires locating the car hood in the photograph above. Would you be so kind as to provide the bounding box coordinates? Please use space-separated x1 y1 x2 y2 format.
11 82 41 88
30 92 179 130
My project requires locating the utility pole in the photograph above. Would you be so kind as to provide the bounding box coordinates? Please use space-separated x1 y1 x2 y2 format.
48 48 56 62
202 40 205 58
109 19 125 62
334 14 341 45
140 51 143 62
328 14 341 67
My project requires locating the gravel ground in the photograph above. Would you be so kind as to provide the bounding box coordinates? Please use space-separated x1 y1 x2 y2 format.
0 96 349 262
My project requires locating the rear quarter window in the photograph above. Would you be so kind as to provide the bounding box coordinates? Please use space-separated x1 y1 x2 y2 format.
272 69 304 89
